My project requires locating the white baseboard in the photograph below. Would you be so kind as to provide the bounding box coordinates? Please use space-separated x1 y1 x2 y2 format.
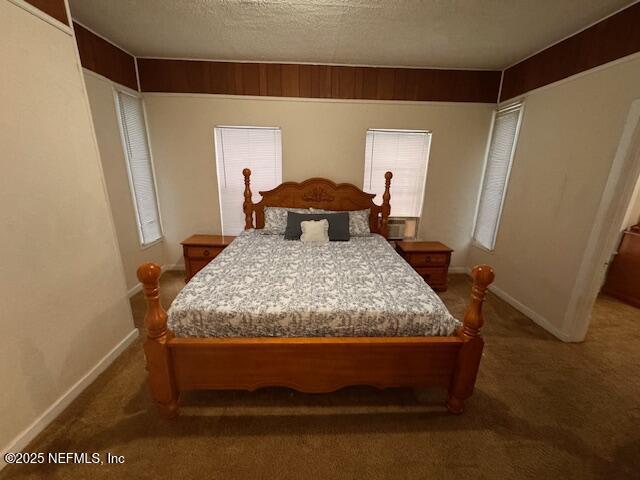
127 283 143 298
0 329 139 469
448 266 469 274
487 284 572 342
455 267 571 341
126 263 185 298
162 263 185 272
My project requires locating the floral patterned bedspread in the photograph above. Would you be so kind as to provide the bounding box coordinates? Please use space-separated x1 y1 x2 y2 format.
167 230 460 337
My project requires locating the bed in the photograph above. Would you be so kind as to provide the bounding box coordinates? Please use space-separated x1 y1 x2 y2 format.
137 169 494 417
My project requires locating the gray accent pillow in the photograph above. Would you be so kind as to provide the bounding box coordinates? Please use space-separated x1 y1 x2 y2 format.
284 212 350 241
262 207 311 234
310 208 371 236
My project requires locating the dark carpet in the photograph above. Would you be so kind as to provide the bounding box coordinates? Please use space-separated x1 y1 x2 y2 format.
2 272 639 479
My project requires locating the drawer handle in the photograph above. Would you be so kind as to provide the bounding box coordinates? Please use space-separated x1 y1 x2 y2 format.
424 257 431 263
203 249 210 257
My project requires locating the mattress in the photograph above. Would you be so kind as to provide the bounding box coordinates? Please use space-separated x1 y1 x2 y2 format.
168 230 460 337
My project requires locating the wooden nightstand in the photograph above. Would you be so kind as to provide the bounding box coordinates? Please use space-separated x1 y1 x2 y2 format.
181 234 235 282
396 241 453 291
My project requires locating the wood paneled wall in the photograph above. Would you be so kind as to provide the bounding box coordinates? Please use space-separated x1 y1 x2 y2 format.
70 1 640 103
501 2 640 101
137 59 501 103
25 0 68 25
74 22 138 91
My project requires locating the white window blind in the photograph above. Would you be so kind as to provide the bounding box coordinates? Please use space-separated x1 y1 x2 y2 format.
116 90 162 246
363 129 431 217
473 103 523 250
214 126 282 235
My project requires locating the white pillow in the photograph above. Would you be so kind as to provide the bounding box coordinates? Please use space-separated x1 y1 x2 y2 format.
300 219 329 244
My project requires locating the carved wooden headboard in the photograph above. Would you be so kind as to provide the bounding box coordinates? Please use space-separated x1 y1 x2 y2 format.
242 169 393 237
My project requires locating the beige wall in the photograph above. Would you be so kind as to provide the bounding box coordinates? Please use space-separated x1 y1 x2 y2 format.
0 2 134 451
143 94 494 266
83 72 168 290
467 55 640 338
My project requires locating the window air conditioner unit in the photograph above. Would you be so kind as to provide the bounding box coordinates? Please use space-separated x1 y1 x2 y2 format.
388 217 418 240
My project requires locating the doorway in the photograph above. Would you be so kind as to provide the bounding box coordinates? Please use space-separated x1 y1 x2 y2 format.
600 176 640 306
563 99 640 341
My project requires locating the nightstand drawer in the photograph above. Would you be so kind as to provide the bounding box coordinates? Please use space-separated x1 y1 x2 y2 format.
182 234 236 283
185 246 223 259
406 252 449 267
188 258 213 277
415 267 447 286
396 241 452 292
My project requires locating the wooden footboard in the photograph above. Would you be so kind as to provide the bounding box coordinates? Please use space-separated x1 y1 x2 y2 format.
136 263 494 418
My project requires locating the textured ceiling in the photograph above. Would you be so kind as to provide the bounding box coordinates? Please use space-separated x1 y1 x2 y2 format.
69 0 636 69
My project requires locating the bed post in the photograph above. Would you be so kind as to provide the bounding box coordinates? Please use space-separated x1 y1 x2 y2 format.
243 168 254 229
447 264 495 414
137 263 179 418
380 171 393 237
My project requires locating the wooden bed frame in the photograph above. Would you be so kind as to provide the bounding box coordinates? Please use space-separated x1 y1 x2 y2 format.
137 169 494 418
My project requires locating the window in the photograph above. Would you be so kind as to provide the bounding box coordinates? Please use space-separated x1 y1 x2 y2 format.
363 129 431 217
214 126 282 235
473 103 523 250
115 90 163 246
